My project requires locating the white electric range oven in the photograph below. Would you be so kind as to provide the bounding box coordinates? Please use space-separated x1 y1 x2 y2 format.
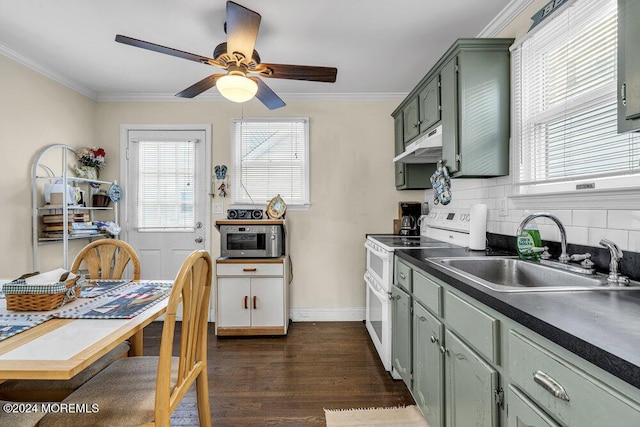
364 207 481 375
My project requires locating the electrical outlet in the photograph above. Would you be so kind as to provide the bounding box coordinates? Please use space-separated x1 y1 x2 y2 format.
212 202 224 214
498 197 508 217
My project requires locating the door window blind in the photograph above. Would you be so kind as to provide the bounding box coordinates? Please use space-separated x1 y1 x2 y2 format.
136 140 196 230
232 118 309 206
513 0 640 191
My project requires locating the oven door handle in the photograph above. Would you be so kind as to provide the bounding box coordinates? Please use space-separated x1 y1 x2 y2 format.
365 273 391 301
365 240 390 260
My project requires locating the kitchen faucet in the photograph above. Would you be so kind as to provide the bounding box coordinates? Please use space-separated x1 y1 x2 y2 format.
599 238 629 285
517 212 570 263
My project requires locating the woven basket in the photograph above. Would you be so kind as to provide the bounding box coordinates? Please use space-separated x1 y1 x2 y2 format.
4 276 83 311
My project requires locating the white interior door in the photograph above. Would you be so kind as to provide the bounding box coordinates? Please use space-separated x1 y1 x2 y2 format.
121 126 211 310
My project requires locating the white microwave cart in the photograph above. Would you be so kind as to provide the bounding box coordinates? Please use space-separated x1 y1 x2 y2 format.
214 219 290 336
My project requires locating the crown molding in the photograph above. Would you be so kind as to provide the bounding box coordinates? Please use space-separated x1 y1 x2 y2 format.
96 92 407 103
0 42 98 100
477 0 537 37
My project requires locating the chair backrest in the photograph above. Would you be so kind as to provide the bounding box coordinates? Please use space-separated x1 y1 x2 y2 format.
70 239 141 280
155 250 212 426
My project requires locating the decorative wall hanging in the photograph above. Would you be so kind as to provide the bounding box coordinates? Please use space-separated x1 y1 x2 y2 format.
213 165 229 198
430 160 452 205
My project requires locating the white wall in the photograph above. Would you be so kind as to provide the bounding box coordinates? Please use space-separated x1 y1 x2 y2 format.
0 54 97 276
96 99 425 320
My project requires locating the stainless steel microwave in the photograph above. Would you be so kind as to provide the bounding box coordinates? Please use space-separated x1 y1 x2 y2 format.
219 224 284 258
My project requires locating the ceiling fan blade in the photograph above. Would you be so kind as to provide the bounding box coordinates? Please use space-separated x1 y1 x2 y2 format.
226 1 261 61
250 77 286 110
258 63 337 82
176 74 225 98
115 34 221 67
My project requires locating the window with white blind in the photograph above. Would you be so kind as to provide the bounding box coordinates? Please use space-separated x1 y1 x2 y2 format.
137 140 196 230
512 0 640 196
231 118 309 207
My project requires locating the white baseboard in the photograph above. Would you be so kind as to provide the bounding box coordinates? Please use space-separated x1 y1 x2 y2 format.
207 307 366 323
289 307 365 322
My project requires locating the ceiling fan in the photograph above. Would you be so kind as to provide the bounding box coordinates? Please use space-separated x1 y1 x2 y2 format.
115 1 337 110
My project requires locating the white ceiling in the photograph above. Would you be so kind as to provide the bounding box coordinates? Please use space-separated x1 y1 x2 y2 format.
0 0 518 102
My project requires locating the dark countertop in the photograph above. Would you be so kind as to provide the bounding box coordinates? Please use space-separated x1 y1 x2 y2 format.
395 247 640 390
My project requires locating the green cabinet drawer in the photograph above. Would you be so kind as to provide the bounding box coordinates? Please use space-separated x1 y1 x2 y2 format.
509 331 640 426
413 270 441 316
395 258 412 292
507 385 560 427
444 291 499 364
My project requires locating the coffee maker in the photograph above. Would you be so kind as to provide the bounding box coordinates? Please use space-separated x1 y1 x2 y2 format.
399 202 422 236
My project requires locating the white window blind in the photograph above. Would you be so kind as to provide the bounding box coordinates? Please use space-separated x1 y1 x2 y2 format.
137 140 196 230
513 0 640 193
231 118 309 206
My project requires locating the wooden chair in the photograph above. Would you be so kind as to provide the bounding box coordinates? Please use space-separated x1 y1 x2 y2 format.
0 239 140 402
71 239 141 280
40 250 213 427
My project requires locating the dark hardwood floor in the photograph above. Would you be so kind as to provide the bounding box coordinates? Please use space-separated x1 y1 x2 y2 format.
143 321 414 426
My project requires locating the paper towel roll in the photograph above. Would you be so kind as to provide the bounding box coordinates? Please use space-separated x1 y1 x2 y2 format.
469 204 488 250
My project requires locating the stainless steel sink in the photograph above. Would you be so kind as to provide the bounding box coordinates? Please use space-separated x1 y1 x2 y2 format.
428 257 640 292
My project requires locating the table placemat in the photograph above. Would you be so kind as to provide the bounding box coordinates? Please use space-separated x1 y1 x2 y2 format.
0 313 52 342
81 279 131 298
53 281 173 319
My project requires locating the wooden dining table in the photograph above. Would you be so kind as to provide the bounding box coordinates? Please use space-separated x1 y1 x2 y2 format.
0 281 170 381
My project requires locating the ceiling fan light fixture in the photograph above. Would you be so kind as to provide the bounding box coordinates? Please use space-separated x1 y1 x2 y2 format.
217 74 258 103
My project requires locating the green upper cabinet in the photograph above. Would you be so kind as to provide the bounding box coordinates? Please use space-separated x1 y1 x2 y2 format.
440 39 512 177
395 109 434 190
618 0 640 132
419 77 441 134
391 38 513 188
395 115 406 188
403 97 421 144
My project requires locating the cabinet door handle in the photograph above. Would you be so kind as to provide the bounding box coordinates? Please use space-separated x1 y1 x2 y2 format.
399 272 406 280
439 346 448 355
244 296 248 309
418 316 427 322
253 296 257 309
533 370 570 401
243 268 257 272
430 335 438 344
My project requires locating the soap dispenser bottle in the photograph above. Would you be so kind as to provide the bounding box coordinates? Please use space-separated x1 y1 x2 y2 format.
517 221 542 260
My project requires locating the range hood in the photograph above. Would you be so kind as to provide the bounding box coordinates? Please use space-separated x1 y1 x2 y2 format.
393 125 442 164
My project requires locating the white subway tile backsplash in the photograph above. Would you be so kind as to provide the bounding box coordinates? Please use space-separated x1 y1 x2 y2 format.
607 210 640 231
496 176 512 186
564 226 590 246
438 179 638 254
536 210 573 226
538 224 561 242
588 228 629 251
573 210 607 228
488 185 506 198
629 231 640 252
475 187 489 199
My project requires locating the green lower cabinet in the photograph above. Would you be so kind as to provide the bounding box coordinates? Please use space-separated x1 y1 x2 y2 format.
413 302 444 427
391 284 412 388
507 385 560 427
509 330 640 426
396 256 640 427
445 329 499 427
